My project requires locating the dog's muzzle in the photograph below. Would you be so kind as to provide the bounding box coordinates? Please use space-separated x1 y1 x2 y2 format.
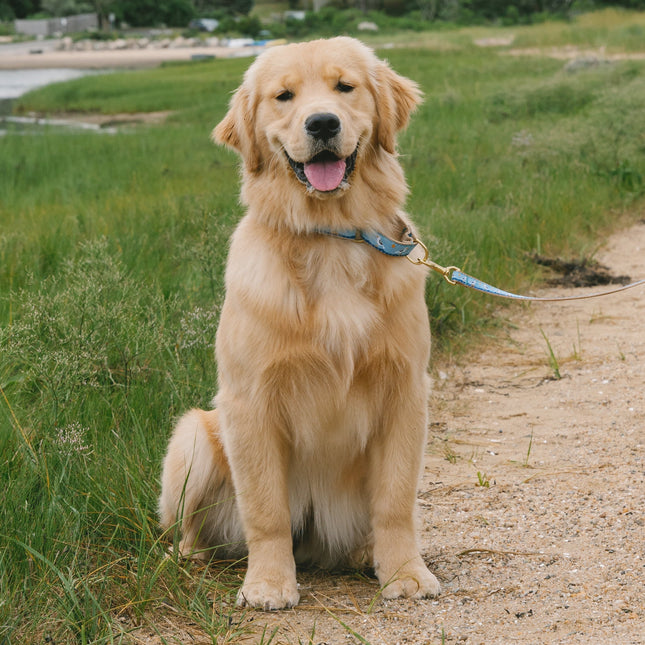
285 112 358 193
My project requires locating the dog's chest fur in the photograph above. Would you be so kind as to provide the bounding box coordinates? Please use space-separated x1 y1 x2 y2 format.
216 215 426 451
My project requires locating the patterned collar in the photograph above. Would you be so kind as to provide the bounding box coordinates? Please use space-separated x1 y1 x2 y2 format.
315 227 417 257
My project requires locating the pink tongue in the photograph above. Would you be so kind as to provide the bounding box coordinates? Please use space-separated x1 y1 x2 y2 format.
304 158 346 192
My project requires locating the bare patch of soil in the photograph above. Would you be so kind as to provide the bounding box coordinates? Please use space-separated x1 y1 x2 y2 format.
529 253 632 287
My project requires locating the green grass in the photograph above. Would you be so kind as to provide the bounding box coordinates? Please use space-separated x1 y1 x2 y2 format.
510 8 645 52
2 12 645 643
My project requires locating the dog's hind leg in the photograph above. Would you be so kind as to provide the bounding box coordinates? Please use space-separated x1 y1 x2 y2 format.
158 409 244 560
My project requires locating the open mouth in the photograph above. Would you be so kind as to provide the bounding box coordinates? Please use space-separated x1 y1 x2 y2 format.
287 148 357 193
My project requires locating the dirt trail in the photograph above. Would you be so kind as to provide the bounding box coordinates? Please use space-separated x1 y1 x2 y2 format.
416 220 645 644
226 221 644 645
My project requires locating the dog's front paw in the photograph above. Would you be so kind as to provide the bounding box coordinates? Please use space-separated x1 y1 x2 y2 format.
379 561 441 600
236 574 300 610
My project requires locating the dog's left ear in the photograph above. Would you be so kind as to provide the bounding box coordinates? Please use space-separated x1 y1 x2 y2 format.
212 83 262 173
373 61 423 155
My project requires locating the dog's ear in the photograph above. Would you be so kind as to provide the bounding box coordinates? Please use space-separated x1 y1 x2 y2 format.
373 61 423 154
212 83 262 173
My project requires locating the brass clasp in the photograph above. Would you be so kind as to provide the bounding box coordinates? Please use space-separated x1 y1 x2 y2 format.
407 237 460 285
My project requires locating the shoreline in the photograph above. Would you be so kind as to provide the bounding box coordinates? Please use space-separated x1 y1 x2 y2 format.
0 43 263 70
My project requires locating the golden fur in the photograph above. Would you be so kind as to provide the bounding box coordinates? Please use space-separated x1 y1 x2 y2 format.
159 37 441 610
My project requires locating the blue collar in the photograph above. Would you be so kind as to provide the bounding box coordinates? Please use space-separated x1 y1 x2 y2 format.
316 227 417 257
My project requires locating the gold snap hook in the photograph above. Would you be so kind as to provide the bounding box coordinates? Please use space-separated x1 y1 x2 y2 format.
408 237 460 284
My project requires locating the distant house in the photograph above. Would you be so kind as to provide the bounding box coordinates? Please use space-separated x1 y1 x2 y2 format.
15 13 98 37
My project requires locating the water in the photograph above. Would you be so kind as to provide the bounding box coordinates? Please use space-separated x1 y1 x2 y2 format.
0 68 93 99
0 68 107 133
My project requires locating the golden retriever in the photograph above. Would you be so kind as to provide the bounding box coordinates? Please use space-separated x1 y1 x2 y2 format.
159 36 440 610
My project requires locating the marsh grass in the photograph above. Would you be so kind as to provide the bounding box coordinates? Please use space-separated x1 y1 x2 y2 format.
509 8 645 52
2 13 645 642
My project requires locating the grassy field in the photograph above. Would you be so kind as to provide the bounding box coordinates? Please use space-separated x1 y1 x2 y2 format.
1 10 645 643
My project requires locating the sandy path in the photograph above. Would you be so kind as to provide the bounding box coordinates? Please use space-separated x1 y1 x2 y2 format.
194 220 644 645
417 220 645 644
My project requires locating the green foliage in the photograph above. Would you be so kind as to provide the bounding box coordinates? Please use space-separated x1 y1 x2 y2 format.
216 12 262 35
0 3 15 19
216 0 254 16
273 7 442 38
118 0 197 27
3 0 40 19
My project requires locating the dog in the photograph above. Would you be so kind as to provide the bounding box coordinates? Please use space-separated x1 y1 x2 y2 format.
159 36 440 610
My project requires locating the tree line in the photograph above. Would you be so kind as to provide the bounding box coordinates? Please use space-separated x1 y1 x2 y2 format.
2 0 644 30
1 0 250 25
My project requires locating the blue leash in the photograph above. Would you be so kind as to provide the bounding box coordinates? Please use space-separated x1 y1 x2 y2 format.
317 228 645 302
449 268 645 302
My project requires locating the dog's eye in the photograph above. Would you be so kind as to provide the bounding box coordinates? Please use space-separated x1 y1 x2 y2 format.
335 81 354 93
276 90 294 102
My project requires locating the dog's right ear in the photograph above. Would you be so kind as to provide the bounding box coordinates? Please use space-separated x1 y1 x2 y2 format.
212 83 262 174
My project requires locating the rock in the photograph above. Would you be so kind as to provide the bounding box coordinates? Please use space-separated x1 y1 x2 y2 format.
109 38 127 50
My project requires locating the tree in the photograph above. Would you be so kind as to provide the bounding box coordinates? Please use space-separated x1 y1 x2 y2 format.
5 0 42 19
113 0 196 26
89 0 118 28
212 0 253 16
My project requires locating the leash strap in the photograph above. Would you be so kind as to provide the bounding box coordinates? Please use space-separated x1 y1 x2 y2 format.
318 227 645 302
450 269 645 302
409 236 645 302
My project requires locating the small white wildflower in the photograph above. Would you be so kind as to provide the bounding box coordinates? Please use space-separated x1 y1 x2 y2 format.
54 422 92 456
179 307 219 351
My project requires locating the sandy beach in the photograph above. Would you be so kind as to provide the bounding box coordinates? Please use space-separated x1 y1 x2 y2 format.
0 39 262 70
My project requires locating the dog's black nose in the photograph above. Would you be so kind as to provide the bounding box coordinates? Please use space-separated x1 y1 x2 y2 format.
305 113 341 140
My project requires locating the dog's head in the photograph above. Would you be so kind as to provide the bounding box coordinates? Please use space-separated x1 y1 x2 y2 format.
214 37 421 197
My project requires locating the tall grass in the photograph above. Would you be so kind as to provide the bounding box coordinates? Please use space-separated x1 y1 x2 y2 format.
1 14 644 642
509 8 645 51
